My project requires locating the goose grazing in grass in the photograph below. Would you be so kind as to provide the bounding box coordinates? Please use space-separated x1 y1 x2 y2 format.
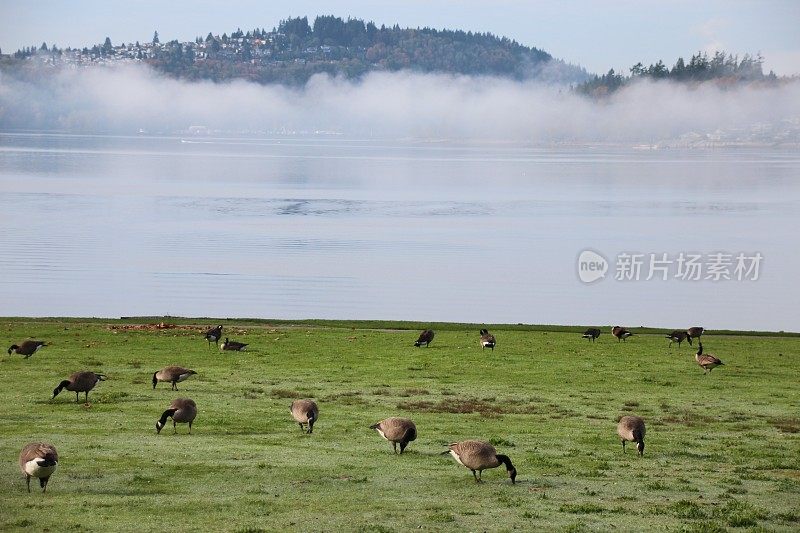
220 338 248 351
8 340 46 358
686 326 704 344
617 416 646 456
370 417 417 454
695 342 724 374
444 440 517 484
414 329 434 348
479 329 496 350
152 366 197 391
666 330 689 347
203 325 223 348
611 326 633 342
52 371 106 403
290 399 319 434
156 398 197 434
582 328 601 342
19 442 58 493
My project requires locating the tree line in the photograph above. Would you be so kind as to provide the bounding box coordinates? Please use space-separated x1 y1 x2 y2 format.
576 51 779 96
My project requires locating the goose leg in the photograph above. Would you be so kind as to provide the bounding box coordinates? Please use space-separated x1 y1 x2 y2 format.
472 470 478 482
75 392 80 403
622 440 626 453
173 420 177 433
189 421 192 434
26 475 31 493
41 477 49 492
392 442 397 454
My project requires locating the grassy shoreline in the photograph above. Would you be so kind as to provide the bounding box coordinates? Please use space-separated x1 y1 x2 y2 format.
3 315 799 337
1 318 798 531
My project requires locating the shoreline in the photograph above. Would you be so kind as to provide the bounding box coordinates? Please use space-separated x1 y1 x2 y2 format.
2 315 798 337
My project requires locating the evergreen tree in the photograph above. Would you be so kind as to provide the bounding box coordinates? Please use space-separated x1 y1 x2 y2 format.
671 57 686 79
153 31 160 44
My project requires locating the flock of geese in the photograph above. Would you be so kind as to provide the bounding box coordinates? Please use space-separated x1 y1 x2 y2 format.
12 323 724 493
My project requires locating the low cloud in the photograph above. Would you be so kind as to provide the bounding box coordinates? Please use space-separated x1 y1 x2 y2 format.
1 63 798 142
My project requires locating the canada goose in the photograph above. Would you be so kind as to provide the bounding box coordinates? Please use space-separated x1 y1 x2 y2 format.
370 417 417 453
52 371 106 403
290 399 319 433
220 338 248 351
695 342 724 374
479 329 496 350
8 340 46 358
156 398 197 434
617 416 646 456
414 329 434 348
686 326 704 344
666 330 689 347
444 440 517 484
204 325 223 348
152 366 197 390
582 328 601 342
611 326 633 342
19 442 58 493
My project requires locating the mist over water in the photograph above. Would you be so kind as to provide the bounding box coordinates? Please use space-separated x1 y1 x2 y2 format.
0 66 799 329
1 64 799 141
0 132 798 330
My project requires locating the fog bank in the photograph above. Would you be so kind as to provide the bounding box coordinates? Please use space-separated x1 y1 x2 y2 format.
1 64 798 142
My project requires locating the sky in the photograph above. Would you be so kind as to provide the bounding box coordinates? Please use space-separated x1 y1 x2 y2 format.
2 0 799 76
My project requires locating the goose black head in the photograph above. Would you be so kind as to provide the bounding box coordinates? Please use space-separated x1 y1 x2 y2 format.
52 380 70 398
8 345 19 355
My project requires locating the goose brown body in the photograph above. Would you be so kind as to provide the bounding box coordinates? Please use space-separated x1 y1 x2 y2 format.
582 328 601 342
446 440 517 483
686 326 704 341
8 340 46 358
695 343 724 374
156 397 197 434
220 338 248 351
612 326 633 342
53 371 106 403
414 329 434 347
666 330 690 347
617 416 646 455
479 329 496 350
19 442 58 492
204 325 223 347
370 417 417 453
290 399 319 433
153 366 196 390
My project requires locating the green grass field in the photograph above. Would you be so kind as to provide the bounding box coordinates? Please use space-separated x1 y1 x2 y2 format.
1 318 798 532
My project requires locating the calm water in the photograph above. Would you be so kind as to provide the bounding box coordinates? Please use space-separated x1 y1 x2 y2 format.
1 133 798 331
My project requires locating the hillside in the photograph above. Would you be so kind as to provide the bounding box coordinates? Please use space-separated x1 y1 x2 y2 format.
7 15 588 85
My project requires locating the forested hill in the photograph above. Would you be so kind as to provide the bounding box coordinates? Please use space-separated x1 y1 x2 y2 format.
6 15 588 85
